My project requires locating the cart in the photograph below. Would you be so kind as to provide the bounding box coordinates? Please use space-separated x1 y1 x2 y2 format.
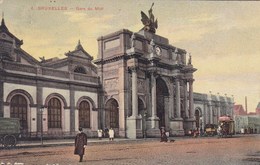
218 115 235 138
0 117 21 148
204 124 217 136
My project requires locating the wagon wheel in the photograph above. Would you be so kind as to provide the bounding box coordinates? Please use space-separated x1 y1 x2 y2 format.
3 135 17 148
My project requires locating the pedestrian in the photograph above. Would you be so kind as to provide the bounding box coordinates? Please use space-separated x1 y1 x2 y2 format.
74 127 87 162
109 128 114 141
160 127 168 142
97 129 103 140
188 129 192 136
217 125 222 138
104 127 109 138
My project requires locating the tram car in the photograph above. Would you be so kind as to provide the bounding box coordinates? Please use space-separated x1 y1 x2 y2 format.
218 115 235 138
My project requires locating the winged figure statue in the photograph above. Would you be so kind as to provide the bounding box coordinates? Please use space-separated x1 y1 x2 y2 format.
141 3 158 33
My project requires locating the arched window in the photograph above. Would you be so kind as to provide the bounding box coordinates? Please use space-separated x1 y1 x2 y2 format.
10 95 28 130
105 99 119 128
79 101 90 128
74 66 86 74
195 109 200 128
48 98 62 128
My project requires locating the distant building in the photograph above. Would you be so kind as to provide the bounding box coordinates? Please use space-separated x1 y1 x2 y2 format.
233 103 260 134
255 102 260 115
193 92 234 131
234 116 260 134
234 105 247 115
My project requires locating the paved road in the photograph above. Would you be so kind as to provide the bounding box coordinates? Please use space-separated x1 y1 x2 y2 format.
0 134 259 165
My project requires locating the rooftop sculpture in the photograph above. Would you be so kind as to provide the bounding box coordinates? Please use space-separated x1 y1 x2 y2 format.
140 3 158 33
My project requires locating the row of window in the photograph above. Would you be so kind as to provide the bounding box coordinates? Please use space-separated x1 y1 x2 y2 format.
10 95 119 131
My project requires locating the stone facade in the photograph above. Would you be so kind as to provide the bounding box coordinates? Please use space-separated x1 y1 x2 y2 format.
94 29 197 138
0 19 100 138
193 92 234 133
234 115 260 134
0 18 235 139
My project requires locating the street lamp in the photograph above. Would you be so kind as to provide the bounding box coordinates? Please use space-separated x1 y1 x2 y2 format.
40 106 44 145
143 111 147 139
200 116 203 128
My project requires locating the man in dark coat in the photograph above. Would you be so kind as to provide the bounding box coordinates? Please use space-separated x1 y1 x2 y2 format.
74 127 87 162
160 127 168 142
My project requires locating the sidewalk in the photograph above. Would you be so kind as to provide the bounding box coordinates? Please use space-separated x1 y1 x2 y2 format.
16 137 159 149
13 134 237 149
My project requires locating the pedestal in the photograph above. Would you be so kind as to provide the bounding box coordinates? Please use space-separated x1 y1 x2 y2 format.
126 115 142 139
183 117 196 135
146 116 161 137
169 118 184 136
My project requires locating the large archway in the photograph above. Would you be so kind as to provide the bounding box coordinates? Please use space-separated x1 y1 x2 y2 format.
138 98 146 137
156 77 169 128
105 98 119 129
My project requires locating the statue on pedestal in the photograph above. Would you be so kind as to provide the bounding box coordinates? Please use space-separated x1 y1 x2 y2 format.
140 3 158 33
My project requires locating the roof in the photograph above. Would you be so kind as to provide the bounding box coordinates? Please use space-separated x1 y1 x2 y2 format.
0 18 23 46
233 104 247 115
256 102 260 109
65 40 93 60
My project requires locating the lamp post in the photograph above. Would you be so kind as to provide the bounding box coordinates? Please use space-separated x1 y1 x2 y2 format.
143 111 147 139
40 106 44 145
200 116 203 128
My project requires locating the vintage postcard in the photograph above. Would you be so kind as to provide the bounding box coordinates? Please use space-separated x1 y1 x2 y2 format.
0 0 259 164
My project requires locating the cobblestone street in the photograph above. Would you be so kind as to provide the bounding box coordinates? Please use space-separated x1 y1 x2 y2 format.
0 135 259 165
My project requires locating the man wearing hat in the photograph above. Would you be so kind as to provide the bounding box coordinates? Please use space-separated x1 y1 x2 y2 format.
74 127 88 162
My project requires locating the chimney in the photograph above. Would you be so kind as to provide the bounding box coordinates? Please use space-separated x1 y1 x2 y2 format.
245 96 248 114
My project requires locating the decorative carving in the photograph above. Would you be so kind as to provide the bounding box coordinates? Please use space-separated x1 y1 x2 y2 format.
137 79 145 93
130 33 135 48
149 39 155 54
188 53 192 65
104 69 118 77
104 78 118 91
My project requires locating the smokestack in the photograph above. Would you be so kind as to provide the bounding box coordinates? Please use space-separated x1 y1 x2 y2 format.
245 96 248 114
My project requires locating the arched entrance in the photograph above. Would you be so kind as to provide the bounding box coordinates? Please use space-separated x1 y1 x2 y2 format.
10 95 28 136
156 78 169 128
195 109 200 129
138 98 146 137
105 99 119 129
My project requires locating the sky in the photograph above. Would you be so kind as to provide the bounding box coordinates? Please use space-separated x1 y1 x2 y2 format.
0 0 259 113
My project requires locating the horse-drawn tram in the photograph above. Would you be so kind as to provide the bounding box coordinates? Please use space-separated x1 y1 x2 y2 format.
218 115 235 138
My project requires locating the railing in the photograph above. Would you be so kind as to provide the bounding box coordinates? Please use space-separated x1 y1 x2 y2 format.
2 61 99 84
42 68 70 79
74 73 99 83
3 62 37 74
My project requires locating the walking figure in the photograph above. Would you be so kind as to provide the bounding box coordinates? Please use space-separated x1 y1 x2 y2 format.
74 127 87 162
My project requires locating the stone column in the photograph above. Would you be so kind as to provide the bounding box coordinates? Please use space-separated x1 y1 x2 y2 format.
184 81 189 118
209 102 213 124
131 67 138 117
175 78 181 118
146 71 160 137
169 94 174 119
69 85 75 132
126 66 141 139
0 78 3 117
36 80 43 133
189 79 194 119
151 72 157 118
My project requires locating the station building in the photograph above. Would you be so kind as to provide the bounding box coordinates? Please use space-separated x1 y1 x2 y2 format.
0 17 234 139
